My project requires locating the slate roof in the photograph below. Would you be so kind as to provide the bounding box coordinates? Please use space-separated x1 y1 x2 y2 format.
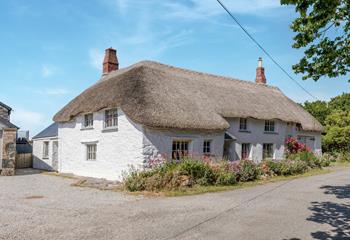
32 123 58 139
0 117 19 129
0 101 12 111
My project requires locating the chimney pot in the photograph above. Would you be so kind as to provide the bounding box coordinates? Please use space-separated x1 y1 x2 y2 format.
103 48 119 74
255 57 266 84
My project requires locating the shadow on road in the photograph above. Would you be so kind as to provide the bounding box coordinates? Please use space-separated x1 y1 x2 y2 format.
307 184 350 239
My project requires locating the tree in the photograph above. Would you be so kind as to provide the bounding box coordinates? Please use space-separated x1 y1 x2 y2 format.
302 92 350 153
281 0 350 81
329 92 350 112
302 100 330 125
322 110 350 152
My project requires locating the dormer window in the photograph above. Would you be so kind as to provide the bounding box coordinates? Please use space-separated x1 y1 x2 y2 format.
104 108 118 128
264 120 275 132
239 118 248 131
84 113 93 128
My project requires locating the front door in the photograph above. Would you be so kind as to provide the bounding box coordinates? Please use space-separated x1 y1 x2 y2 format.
223 140 233 161
52 141 58 171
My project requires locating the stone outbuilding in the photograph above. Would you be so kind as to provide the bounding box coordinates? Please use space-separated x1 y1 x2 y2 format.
0 102 18 176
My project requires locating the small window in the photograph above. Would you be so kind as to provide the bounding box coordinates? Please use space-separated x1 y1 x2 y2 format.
203 140 211 155
172 141 190 160
239 118 247 130
263 143 274 159
84 113 93 128
264 120 275 132
241 143 251 160
43 141 49 159
104 109 118 128
86 144 97 161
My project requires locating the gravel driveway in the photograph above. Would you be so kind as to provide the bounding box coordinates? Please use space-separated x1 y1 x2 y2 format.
1 167 350 240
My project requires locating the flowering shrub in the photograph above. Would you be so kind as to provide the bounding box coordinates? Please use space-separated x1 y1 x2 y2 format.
123 152 326 192
147 154 166 169
285 137 311 155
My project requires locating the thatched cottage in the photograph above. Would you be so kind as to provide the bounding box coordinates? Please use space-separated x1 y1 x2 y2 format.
34 48 323 180
0 102 18 176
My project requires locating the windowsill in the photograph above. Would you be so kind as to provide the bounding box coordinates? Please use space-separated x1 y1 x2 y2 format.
81 126 94 131
239 130 251 133
264 131 278 135
102 127 118 133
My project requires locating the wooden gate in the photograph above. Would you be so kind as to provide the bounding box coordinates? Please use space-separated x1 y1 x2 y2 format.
15 153 33 168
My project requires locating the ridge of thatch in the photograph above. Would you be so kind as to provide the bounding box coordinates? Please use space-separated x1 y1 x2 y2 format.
53 61 323 132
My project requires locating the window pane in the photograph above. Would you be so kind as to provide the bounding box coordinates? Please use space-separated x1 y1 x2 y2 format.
203 140 211 154
105 109 118 128
87 144 97 160
240 118 247 130
263 143 273 159
172 141 190 160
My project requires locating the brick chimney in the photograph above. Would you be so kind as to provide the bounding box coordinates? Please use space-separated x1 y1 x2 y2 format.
255 57 266 84
103 48 119 74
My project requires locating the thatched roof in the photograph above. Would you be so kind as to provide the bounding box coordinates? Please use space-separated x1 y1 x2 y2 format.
53 61 323 132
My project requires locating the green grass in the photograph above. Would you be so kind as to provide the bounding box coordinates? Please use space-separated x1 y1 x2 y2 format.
163 167 331 197
329 161 350 167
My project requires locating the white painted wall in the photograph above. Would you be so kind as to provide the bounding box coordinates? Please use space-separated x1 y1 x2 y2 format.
225 118 322 162
56 109 322 180
33 137 58 170
142 128 225 161
58 109 144 181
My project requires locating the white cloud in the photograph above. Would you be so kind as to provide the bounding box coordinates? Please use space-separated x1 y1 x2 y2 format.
41 65 56 78
11 108 46 135
163 0 281 20
35 88 69 96
89 48 104 70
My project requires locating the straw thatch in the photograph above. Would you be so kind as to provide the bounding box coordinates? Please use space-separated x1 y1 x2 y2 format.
53 61 323 132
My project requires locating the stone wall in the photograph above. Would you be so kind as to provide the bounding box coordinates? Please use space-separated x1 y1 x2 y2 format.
0 105 10 121
1 128 16 176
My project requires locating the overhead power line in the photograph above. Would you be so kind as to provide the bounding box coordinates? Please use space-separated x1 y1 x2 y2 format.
215 0 318 101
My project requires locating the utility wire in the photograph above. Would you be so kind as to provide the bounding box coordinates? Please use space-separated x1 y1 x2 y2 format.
216 0 318 101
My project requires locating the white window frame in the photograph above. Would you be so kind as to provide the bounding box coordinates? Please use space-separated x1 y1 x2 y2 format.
263 143 274 159
43 141 49 159
203 140 212 155
239 118 248 131
83 113 94 128
104 108 118 129
264 120 275 132
241 143 251 160
86 144 97 161
172 140 191 160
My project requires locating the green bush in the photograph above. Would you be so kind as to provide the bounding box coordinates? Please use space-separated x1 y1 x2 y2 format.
262 160 283 176
178 159 215 185
288 150 320 168
280 160 308 176
123 170 147 192
214 167 237 185
334 152 350 162
237 160 260 182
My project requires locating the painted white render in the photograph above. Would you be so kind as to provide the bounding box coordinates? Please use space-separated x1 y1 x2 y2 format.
56 110 321 180
58 109 144 180
142 128 225 160
225 118 322 162
33 137 58 170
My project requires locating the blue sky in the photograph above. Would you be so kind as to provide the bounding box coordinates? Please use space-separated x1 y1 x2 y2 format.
1 0 349 136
